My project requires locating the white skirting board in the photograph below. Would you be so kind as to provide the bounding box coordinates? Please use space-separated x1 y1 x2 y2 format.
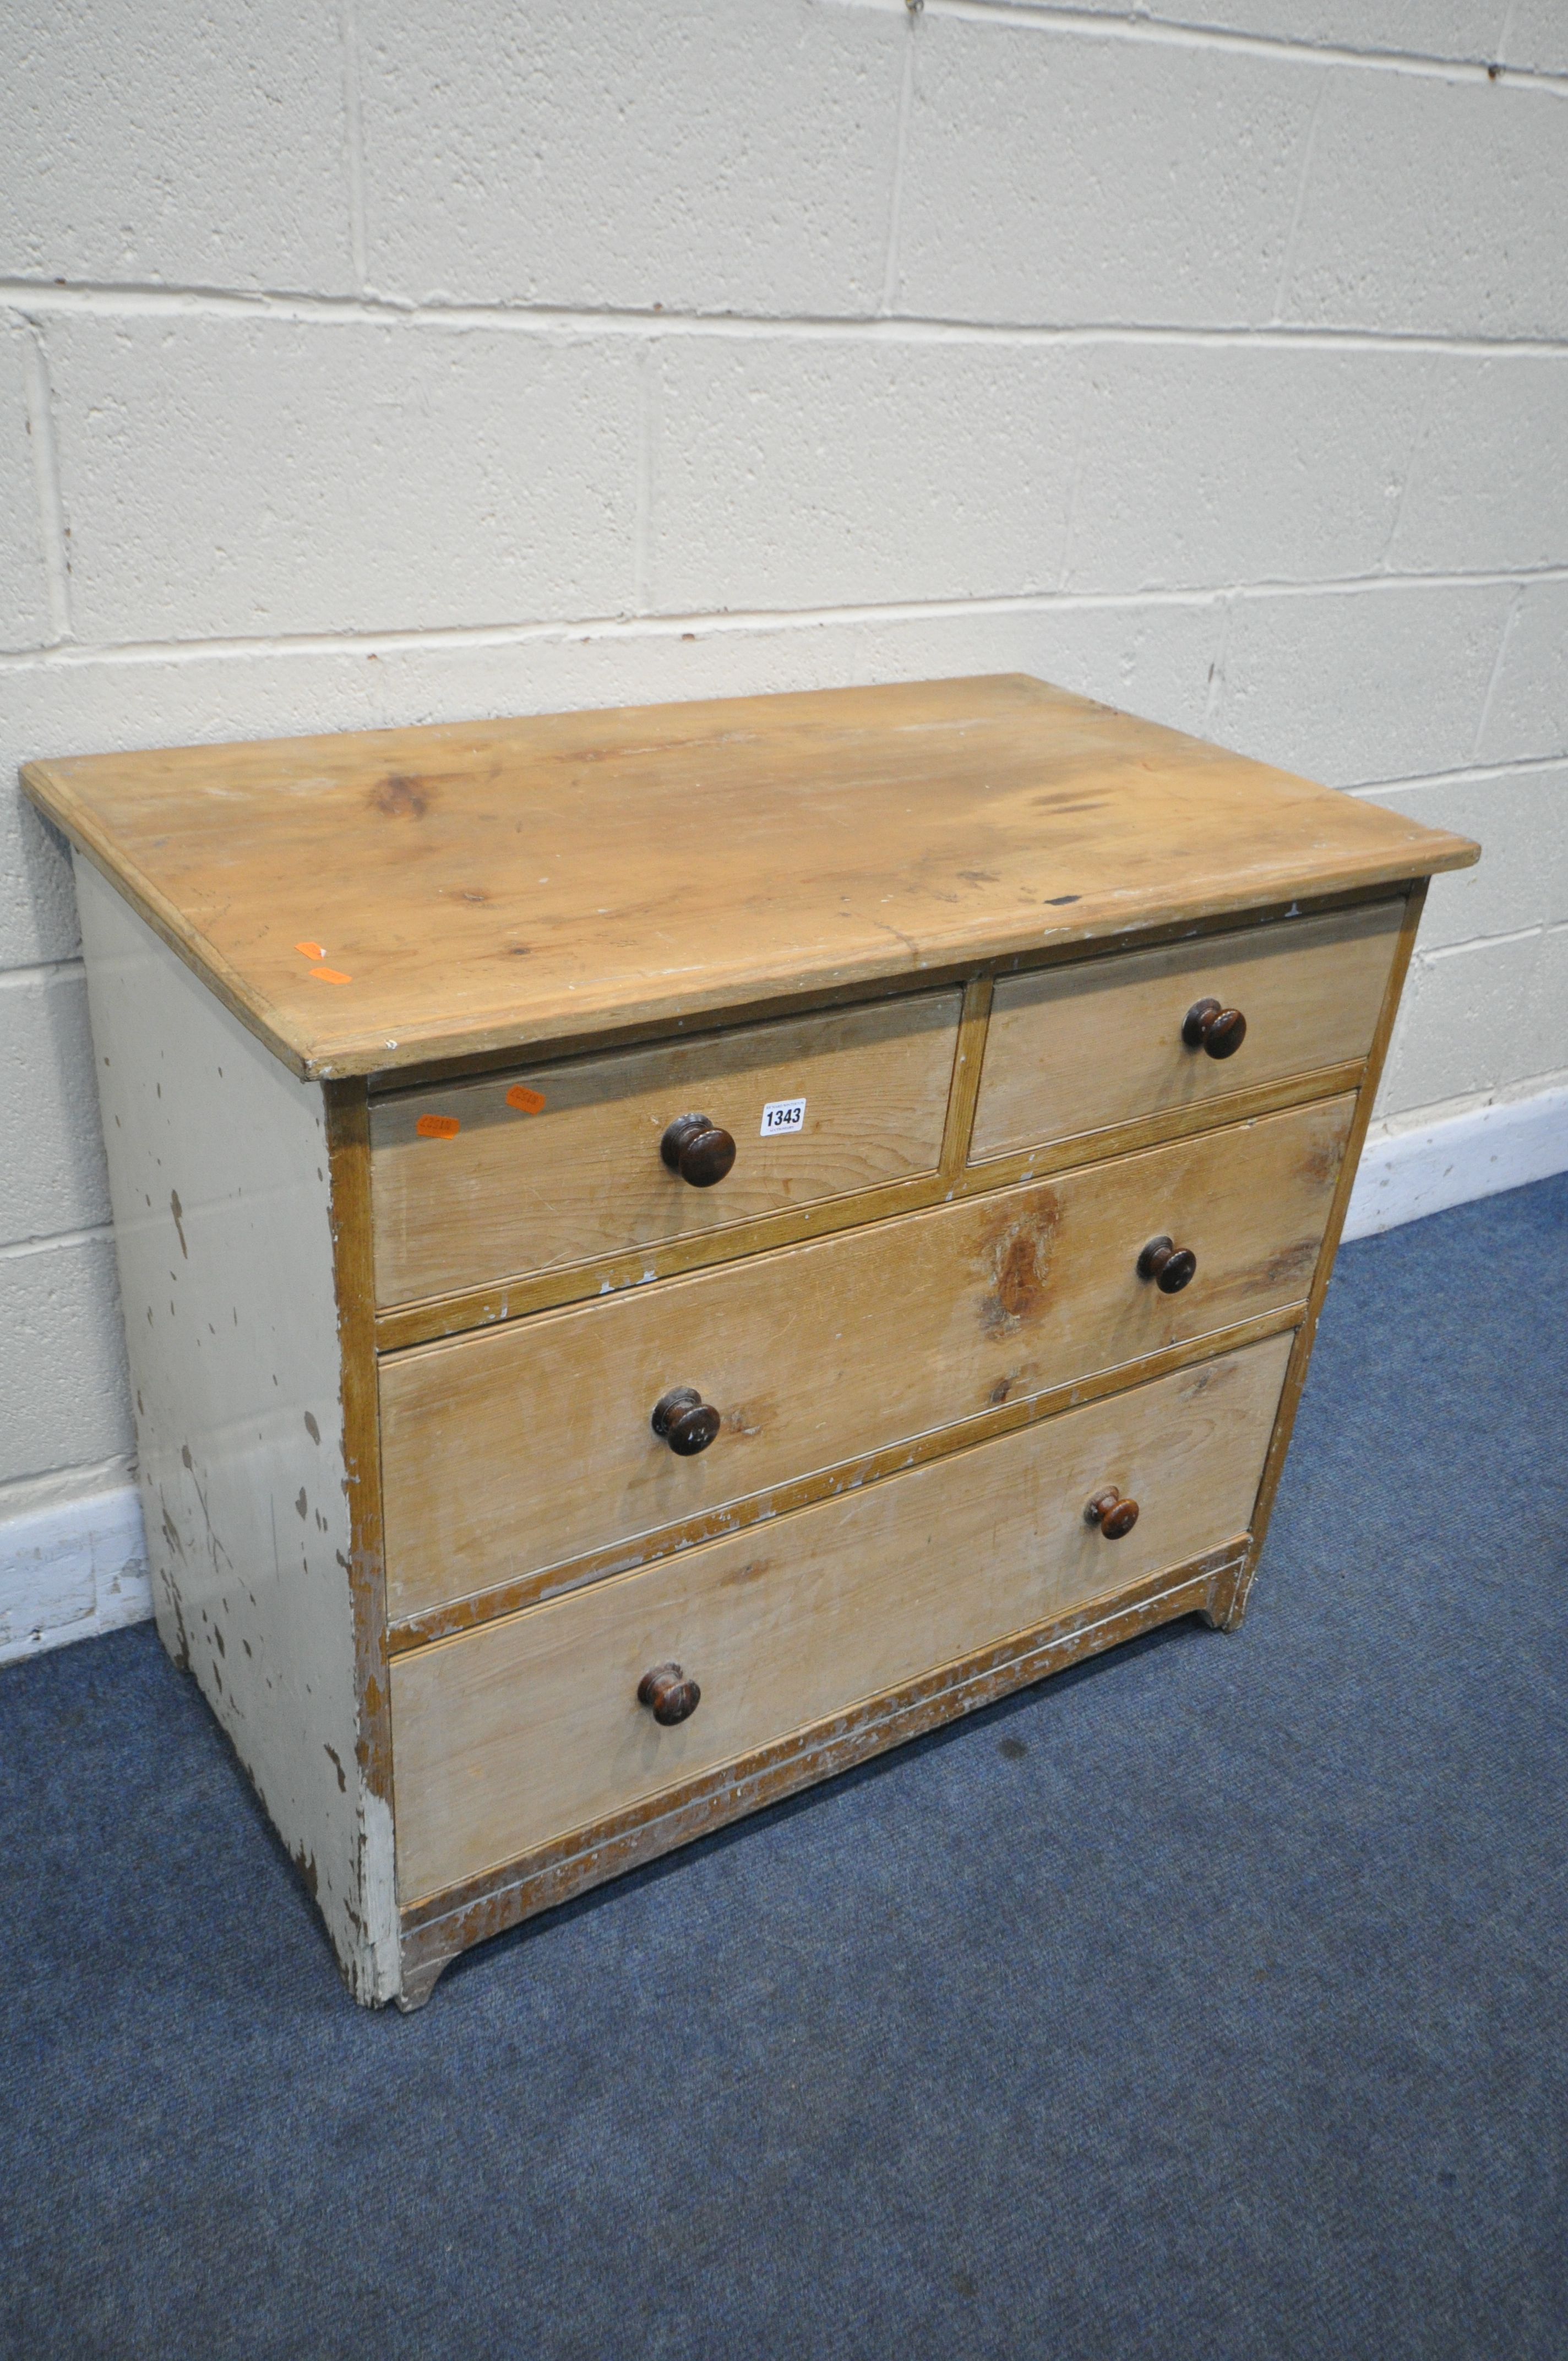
0 1480 151 1667
3 1083 1565 1667
1343 1081 1568 1241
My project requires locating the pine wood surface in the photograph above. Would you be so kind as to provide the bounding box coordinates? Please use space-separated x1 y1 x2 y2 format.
385 1304 1301 1650
971 897 1401 1161
389 1332 1293 1901
357 877 1415 1098
396 1537 1251 2005
371 1053 1366 1353
379 1095 1349 1623
370 988 960 1307
22 674 1478 1080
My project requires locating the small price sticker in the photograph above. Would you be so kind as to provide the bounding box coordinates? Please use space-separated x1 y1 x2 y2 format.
760 1097 806 1137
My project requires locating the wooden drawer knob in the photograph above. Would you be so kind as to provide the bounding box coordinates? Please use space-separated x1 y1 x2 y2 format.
651 1385 722 1456
1085 1486 1139 1538
1183 997 1247 1058
638 1662 701 1725
1137 1234 1197 1293
660 1112 737 1188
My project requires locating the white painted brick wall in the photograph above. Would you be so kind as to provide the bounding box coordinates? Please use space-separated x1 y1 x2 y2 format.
1480 580 1568 765
1505 3 1568 75
358 0 906 313
0 1233 133 1486
1059 348 1429 591
1283 70 1568 340
898 25 1318 324
1220 581 1516 783
651 338 1085 609
1 0 1564 1649
0 964 110 1239
1 0 356 291
48 317 644 640
1387 359 1568 575
1 323 53 650
1050 5 1510 57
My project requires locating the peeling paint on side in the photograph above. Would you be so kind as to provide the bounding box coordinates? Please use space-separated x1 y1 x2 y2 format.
78 863 400 2004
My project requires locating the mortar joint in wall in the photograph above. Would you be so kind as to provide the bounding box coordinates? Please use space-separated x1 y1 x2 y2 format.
16 322 73 644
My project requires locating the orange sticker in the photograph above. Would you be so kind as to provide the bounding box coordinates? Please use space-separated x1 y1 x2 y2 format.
295 939 326 960
506 1084 547 1115
310 965 352 985
416 1114 461 1140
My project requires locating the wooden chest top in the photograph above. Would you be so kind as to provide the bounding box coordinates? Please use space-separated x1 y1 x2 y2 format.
22 673 1476 1081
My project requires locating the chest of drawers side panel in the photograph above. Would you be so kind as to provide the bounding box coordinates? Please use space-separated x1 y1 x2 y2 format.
75 863 400 2004
1229 878 1430 1621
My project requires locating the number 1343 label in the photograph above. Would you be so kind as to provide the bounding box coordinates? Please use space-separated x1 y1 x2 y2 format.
760 1097 807 1136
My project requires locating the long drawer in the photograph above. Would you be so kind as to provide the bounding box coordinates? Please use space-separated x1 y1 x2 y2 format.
379 1094 1351 1623
390 1332 1293 1901
972 899 1401 1163
370 989 961 1307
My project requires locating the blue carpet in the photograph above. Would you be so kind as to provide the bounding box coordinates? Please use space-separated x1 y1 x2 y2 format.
3 1176 1565 2361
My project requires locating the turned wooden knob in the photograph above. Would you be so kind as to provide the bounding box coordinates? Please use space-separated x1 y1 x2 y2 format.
1183 997 1247 1058
660 1112 736 1188
1085 1487 1139 1538
638 1662 701 1725
651 1386 722 1456
1137 1234 1197 1293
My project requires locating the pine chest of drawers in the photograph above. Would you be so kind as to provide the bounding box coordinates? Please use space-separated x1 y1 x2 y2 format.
24 675 1477 2009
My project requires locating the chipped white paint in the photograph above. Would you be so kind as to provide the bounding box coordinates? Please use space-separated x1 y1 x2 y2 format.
74 863 399 2001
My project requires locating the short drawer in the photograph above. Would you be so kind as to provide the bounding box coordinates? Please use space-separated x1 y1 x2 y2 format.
370 989 961 1307
971 899 1401 1163
379 1094 1349 1624
390 1331 1293 1901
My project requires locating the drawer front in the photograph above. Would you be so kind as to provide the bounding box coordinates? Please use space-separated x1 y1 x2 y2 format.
390 1332 1293 1900
370 990 961 1307
380 1094 1349 1622
972 900 1401 1163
